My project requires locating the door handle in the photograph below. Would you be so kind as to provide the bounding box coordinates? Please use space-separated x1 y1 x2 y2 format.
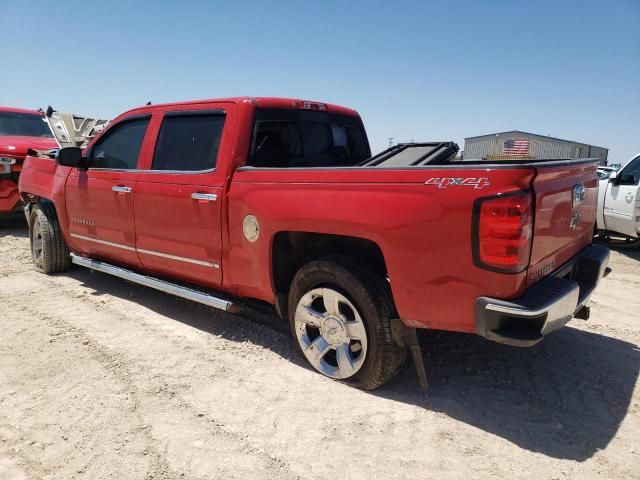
191 193 217 202
112 186 132 193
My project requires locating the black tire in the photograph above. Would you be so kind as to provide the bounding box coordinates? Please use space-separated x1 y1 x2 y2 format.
288 256 406 390
29 203 71 274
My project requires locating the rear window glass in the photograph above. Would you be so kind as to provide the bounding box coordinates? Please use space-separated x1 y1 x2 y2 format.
249 109 370 168
152 113 225 171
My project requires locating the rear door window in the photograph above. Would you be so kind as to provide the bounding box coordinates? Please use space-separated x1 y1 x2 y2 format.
152 112 225 171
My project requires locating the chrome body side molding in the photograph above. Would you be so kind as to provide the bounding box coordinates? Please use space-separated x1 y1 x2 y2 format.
69 233 219 268
136 248 219 268
70 233 136 251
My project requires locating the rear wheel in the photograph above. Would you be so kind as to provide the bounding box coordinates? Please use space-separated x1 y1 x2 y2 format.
288 256 406 390
30 203 71 274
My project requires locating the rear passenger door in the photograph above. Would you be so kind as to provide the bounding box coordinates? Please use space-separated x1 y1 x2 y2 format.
133 105 235 287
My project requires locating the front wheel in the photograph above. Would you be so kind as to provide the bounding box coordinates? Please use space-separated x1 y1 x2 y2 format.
30 203 71 274
288 256 406 390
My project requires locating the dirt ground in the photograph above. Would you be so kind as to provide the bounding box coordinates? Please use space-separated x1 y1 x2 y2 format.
0 220 638 480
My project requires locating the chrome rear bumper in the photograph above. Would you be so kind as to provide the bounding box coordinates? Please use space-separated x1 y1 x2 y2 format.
475 244 610 347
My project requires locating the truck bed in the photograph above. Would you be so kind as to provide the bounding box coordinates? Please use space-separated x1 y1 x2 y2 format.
232 155 599 333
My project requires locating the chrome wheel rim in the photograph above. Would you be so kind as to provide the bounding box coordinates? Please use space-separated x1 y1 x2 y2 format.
32 217 43 261
294 288 368 379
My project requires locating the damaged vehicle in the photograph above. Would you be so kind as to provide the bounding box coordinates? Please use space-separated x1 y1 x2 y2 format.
19 97 610 390
0 107 58 217
0 105 108 218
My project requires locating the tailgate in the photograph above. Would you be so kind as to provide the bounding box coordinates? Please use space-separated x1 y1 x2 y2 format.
526 159 599 287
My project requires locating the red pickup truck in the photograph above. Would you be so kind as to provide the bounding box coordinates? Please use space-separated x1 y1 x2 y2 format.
19 97 610 390
0 106 58 216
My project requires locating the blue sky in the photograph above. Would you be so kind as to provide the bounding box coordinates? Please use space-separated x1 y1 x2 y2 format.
1 0 638 163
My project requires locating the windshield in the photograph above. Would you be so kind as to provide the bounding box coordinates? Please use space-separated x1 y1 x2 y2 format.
0 111 53 138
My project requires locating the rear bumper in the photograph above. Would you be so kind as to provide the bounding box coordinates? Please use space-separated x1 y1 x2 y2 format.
475 244 610 347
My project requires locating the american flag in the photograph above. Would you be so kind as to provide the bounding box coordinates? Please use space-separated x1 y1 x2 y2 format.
503 138 530 155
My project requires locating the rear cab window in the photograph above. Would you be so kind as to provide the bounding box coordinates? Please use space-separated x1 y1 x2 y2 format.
248 108 370 168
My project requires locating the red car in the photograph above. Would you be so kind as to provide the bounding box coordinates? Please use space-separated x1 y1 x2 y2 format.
18 97 609 390
0 107 58 216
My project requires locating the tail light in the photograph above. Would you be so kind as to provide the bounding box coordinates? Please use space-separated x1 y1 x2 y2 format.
472 191 533 273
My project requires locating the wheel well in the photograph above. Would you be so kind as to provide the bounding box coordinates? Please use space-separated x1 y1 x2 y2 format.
23 196 51 223
271 232 388 318
26 198 54 242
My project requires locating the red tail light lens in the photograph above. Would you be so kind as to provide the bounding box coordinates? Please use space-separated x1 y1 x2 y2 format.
473 192 533 273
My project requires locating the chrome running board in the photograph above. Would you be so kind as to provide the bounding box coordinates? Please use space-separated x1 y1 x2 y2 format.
71 253 237 313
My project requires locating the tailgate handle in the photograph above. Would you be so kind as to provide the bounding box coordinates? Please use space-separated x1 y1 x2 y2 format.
191 193 217 202
112 185 132 193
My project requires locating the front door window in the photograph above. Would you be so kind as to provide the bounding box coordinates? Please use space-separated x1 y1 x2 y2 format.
90 117 150 170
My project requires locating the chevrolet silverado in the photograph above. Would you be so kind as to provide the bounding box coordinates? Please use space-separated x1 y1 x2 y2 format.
18 97 610 390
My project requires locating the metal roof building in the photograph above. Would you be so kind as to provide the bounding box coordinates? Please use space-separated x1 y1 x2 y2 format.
462 130 608 165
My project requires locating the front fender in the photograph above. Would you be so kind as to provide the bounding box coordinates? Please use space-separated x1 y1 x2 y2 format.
19 155 72 238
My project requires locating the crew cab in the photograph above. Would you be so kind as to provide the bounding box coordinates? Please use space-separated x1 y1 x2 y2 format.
596 153 640 239
0 106 58 216
19 97 610 390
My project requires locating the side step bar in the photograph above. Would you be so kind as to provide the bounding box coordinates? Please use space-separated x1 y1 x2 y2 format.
71 253 237 313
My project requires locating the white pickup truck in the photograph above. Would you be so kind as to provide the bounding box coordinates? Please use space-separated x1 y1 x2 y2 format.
596 153 640 239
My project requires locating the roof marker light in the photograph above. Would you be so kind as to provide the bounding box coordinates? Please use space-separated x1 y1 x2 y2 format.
298 101 327 111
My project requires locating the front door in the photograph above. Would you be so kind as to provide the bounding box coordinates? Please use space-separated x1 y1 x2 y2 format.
65 115 151 266
133 105 235 288
604 156 640 238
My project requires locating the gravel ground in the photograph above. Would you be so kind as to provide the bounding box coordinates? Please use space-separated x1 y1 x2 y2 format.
0 220 638 480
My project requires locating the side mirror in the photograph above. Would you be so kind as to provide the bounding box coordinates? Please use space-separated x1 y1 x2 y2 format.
57 147 85 168
608 171 618 184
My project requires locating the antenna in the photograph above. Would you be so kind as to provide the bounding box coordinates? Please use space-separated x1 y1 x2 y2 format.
388 137 394 147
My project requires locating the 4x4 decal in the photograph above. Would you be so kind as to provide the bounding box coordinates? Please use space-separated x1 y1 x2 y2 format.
425 177 491 190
